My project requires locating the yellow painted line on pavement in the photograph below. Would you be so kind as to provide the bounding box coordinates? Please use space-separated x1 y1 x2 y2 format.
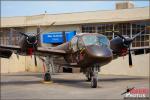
41 81 53 84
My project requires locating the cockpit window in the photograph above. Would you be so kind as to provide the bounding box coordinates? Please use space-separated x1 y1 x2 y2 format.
97 36 110 46
70 36 78 52
82 35 110 46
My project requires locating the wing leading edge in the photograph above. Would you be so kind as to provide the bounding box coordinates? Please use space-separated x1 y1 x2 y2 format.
0 45 21 51
0 45 20 58
36 47 66 56
0 45 66 58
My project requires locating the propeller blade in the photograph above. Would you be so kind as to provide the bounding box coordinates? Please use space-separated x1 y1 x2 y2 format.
19 32 29 37
115 33 127 41
132 30 145 40
128 48 132 67
34 54 37 66
32 45 37 66
36 26 41 47
37 26 40 35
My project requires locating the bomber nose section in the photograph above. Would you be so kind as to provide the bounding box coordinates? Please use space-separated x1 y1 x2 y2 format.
86 45 112 57
86 45 113 64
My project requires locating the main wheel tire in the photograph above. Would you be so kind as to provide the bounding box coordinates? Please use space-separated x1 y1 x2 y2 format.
44 73 51 81
91 77 97 88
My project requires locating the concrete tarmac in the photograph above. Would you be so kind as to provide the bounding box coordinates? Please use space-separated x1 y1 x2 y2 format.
1 72 149 99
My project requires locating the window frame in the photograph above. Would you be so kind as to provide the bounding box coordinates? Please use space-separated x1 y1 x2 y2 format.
70 36 79 52
77 37 85 50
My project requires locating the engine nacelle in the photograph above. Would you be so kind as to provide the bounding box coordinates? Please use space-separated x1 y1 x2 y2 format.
0 49 13 58
110 37 128 56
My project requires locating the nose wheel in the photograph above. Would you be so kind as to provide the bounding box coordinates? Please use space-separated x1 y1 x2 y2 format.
85 64 100 88
91 71 98 88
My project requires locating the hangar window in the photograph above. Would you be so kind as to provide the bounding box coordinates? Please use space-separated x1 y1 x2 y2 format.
0 28 24 46
132 23 149 47
81 22 150 49
97 24 113 40
82 25 96 33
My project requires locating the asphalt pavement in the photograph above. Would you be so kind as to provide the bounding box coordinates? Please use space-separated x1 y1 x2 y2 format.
0 72 149 99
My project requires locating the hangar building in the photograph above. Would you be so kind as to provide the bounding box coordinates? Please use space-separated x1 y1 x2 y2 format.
0 2 150 76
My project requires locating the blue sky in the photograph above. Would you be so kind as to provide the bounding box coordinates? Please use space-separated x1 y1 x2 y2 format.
1 1 149 17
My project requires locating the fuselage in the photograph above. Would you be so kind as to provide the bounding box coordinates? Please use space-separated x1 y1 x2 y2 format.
16 33 113 68
56 33 113 67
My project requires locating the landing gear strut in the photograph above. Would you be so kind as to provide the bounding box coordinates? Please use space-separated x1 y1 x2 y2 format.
85 64 100 88
91 66 99 88
86 72 92 81
43 56 54 82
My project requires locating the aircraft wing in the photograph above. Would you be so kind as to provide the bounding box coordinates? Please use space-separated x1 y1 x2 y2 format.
36 47 67 56
0 45 21 58
0 44 21 51
0 45 67 57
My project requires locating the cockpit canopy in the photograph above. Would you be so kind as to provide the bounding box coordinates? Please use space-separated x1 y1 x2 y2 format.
82 34 110 47
70 33 110 52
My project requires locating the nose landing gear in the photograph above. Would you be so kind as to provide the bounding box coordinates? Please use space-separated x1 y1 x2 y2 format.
85 64 100 88
91 68 98 88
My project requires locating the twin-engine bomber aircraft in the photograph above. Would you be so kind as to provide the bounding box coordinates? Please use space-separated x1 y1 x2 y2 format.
0 29 145 88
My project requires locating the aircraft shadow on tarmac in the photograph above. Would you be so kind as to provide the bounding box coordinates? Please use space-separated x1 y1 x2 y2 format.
1 73 148 88
0 80 42 86
51 77 148 88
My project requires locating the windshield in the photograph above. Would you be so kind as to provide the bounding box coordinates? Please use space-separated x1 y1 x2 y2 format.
82 35 110 46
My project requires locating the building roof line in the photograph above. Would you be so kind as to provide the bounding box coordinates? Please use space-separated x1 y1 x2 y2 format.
1 6 149 18
1 7 149 28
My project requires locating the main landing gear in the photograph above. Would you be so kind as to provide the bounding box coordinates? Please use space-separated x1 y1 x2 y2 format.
85 64 100 88
44 72 51 81
42 56 54 82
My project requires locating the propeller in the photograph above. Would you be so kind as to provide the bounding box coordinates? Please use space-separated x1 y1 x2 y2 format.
32 22 56 66
115 30 145 66
33 44 37 66
15 22 55 66
33 26 41 66
128 46 132 66
19 31 39 66
19 32 29 37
